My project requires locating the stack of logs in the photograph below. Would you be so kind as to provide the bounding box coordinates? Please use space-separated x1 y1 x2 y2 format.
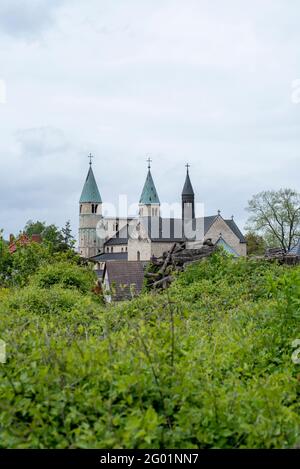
145 240 217 290
265 247 300 265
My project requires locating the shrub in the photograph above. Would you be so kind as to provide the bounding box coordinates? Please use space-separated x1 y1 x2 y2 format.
0 254 300 448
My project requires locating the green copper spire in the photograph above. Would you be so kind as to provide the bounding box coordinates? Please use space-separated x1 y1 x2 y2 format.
139 163 160 205
79 162 102 203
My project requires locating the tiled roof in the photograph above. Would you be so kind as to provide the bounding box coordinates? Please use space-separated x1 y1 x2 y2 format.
90 252 128 261
79 166 102 203
102 215 246 245
225 219 246 243
104 261 145 301
105 225 129 246
139 170 160 205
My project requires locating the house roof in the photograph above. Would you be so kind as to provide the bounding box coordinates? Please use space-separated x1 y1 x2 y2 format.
139 170 160 205
182 169 194 196
79 166 102 203
104 261 145 301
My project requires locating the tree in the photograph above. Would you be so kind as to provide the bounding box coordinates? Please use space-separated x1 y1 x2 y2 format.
61 221 75 250
245 232 266 256
24 220 46 237
246 189 300 252
0 230 12 286
23 220 75 253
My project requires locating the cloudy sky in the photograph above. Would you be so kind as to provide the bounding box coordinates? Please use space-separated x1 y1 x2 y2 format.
0 0 300 239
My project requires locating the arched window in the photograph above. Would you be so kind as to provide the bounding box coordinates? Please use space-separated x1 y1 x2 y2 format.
80 204 82 214
137 251 141 261
121 248 124 252
107 247 109 253
111 247 113 253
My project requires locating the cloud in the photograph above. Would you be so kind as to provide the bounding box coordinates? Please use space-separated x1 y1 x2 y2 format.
16 126 68 158
1 0 300 239
0 0 64 38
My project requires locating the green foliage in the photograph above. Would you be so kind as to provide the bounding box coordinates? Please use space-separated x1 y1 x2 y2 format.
245 231 266 256
0 252 300 449
8 243 53 287
24 220 76 253
246 188 300 252
30 262 96 294
0 232 12 285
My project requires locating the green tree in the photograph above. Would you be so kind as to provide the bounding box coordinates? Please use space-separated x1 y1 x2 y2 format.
24 220 75 253
246 189 300 252
9 242 52 287
0 230 12 286
61 221 75 250
24 220 46 237
245 231 266 256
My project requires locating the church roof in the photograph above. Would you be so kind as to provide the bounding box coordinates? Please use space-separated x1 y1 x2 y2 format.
225 219 246 244
182 169 194 196
139 170 160 205
79 166 102 203
103 215 246 246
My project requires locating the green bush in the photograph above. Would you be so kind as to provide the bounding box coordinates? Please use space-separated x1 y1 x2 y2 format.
30 262 96 294
0 253 300 448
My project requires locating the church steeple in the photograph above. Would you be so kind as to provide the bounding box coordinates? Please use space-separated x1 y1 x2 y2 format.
182 164 195 220
139 158 160 217
79 155 103 258
80 155 102 205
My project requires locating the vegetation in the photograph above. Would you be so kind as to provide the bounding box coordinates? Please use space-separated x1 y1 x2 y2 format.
245 231 266 256
24 220 75 252
0 249 300 449
246 189 300 252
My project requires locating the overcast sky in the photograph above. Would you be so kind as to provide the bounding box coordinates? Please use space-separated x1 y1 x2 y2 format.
0 0 300 239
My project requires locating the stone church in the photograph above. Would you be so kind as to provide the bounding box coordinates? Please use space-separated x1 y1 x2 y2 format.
79 159 247 269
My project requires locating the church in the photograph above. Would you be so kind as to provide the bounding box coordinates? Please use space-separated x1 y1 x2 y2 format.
79 157 247 274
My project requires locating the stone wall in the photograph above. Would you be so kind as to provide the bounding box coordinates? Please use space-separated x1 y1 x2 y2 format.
128 238 151 261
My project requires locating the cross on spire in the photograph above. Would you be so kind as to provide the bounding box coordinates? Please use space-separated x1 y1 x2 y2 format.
147 155 152 170
185 163 190 172
88 153 94 166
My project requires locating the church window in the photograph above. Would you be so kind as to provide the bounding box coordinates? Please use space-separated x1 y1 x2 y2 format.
106 247 109 253
91 204 98 214
121 248 124 252
80 205 82 214
125 247 127 252
111 247 113 253
137 251 141 261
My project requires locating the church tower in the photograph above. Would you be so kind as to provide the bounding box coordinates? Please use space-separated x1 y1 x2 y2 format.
79 154 103 258
182 164 195 220
139 158 160 217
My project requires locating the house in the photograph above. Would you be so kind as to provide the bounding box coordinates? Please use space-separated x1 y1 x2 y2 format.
102 261 145 302
9 233 42 254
